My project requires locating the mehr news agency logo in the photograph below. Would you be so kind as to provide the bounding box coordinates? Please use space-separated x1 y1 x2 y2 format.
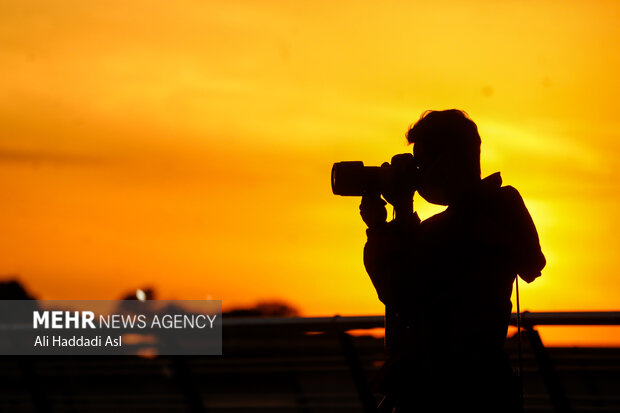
32 309 218 348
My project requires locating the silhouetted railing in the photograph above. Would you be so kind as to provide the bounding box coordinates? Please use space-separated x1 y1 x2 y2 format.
225 311 620 413
223 311 620 329
3 312 618 413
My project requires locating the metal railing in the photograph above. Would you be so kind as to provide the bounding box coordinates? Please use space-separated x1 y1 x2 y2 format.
10 312 620 413
223 311 620 329
225 311 620 413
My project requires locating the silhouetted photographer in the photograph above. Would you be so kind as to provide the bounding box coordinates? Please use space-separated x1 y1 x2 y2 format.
333 110 546 412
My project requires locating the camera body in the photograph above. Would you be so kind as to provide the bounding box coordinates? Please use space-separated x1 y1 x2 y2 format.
331 153 418 196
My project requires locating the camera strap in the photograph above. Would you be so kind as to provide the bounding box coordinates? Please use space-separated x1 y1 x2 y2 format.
515 275 524 412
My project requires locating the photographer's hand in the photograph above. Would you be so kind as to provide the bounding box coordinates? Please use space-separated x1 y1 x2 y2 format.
360 193 387 228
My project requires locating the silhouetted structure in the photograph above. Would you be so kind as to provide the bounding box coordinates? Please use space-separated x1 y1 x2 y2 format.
360 110 546 412
224 300 300 318
0 278 37 300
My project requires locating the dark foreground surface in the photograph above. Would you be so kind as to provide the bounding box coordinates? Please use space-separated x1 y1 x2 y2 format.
1 324 619 413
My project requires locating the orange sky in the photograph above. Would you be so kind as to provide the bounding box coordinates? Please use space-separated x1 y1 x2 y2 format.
1 1 619 345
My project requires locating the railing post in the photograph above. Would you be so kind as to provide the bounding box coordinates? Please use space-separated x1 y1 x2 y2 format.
21 358 52 413
171 357 207 413
522 318 572 413
333 316 377 413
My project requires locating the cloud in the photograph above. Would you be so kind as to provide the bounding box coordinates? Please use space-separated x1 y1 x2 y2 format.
0 147 102 166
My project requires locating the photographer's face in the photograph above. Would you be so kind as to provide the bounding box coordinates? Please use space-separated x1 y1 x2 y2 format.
413 143 459 206
417 156 450 205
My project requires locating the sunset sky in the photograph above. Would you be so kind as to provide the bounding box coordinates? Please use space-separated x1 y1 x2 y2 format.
1 1 619 345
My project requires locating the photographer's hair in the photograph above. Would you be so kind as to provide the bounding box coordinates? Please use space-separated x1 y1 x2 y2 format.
406 109 481 177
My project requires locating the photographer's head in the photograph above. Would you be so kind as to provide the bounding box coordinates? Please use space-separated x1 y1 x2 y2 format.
406 109 481 206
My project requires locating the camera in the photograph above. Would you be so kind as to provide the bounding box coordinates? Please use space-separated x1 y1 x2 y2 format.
331 153 418 196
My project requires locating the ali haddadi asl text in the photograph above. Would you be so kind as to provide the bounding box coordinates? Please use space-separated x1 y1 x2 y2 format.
34 335 121 347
